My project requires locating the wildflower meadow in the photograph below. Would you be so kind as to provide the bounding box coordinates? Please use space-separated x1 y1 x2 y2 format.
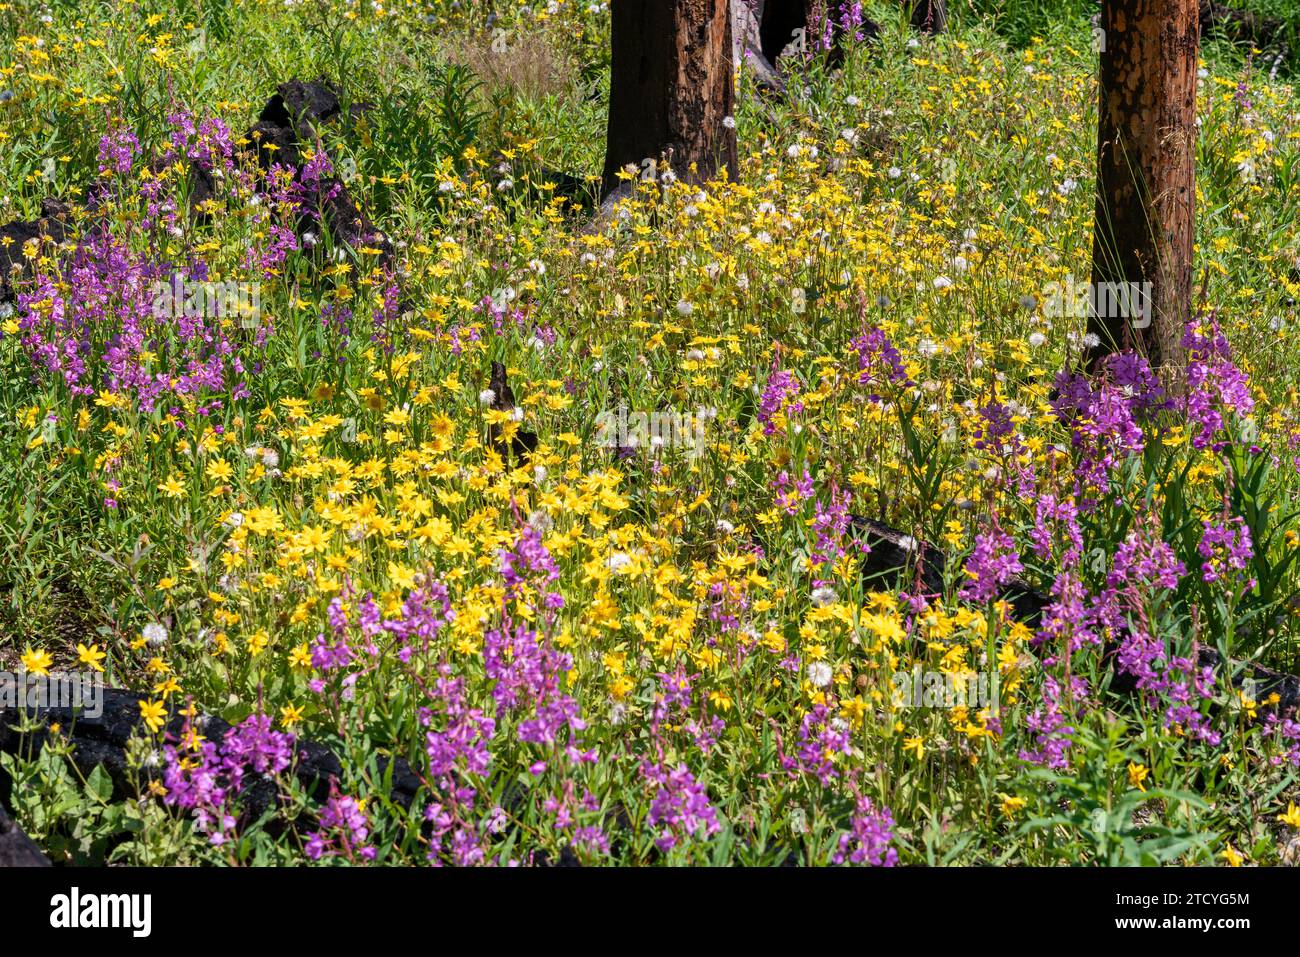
0 0 1299 897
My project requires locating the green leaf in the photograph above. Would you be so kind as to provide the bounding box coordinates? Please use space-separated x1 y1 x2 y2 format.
84 765 113 804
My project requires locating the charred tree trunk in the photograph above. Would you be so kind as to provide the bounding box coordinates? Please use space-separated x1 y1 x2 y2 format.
757 1 887 73
602 0 738 199
733 1 785 91
1087 0 1199 372
759 0 808 66
906 0 947 34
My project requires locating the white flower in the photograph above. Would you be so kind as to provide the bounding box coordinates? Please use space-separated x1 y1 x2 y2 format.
811 586 837 607
845 94 860 107
478 389 496 406
1057 178 1078 195
888 166 902 179
807 661 833 688
261 448 279 468
224 511 244 528
607 552 633 573
142 622 169 646
933 275 953 290
676 300 693 316
715 519 735 534
722 115 736 129
1028 331 1046 348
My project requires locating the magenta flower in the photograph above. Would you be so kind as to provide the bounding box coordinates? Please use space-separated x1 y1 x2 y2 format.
834 796 898 866
960 525 1023 604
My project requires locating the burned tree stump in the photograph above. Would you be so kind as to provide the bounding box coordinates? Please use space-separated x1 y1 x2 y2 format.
0 804 49 867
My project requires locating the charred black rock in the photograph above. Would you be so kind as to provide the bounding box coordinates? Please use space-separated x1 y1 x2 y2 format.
0 198 74 303
243 119 301 172
0 676 421 829
850 516 946 595
258 78 343 140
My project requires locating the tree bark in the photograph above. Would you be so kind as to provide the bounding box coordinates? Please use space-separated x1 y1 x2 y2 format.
906 0 947 34
1087 0 1199 372
759 0 809 66
602 0 738 199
